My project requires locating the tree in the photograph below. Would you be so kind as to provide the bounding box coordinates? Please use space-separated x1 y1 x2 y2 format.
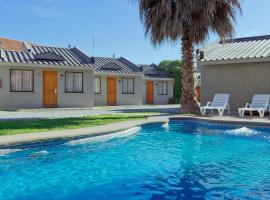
139 0 241 113
158 60 182 103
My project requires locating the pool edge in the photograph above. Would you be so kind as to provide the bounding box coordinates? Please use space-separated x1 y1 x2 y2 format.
2 115 270 148
169 115 270 128
0 118 168 148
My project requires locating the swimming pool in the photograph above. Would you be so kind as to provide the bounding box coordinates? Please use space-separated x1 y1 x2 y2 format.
1 119 270 199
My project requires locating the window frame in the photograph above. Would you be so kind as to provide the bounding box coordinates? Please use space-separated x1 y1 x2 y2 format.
94 76 101 94
65 72 84 93
10 69 34 93
158 81 168 95
122 78 135 94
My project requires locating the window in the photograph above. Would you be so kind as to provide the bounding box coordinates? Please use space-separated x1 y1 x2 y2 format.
158 81 168 95
10 70 34 92
94 77 101 94
65 72 83 93
122 78 134 94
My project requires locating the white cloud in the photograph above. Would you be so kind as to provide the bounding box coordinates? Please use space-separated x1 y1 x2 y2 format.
1 0 62 18
22 5 62 17
45 0 53 5
1 4 13 11
238 29 261 37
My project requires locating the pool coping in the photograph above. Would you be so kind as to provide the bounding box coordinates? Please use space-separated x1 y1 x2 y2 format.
2 114 270 148
169 115 270 128
0 117 169 148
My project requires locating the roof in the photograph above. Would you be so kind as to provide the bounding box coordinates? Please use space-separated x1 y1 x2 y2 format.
0 45 144 75
0 38 24 51
201 35 270 62
0 38 171 77
139 64 170 78
91 57 143 75
0 43 94 68
0 42 145 75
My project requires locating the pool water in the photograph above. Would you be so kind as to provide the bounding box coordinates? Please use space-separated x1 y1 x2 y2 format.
1 120 270 199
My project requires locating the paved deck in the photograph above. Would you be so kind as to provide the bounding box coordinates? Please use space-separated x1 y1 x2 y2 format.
169 114 270 126
0 105 180 121
0 116 169 147
1 112 270 147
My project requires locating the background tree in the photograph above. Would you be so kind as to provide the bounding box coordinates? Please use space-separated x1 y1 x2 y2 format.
158 60 182 103
139 0 241 113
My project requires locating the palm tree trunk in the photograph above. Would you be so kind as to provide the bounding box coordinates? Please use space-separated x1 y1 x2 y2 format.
180 29 199 113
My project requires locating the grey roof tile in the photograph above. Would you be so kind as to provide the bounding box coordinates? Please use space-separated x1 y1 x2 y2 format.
91 57 143 75
202 35 270 62
139 64 170 78
0 43 92 69
0 41 151 76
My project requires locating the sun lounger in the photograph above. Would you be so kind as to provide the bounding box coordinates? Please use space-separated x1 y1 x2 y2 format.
200 94 230 116
238 94 270 118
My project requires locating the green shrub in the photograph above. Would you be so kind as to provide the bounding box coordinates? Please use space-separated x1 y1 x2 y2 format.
158 60 182 103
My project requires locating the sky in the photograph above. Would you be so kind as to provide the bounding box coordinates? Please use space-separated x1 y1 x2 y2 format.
0 0 270 64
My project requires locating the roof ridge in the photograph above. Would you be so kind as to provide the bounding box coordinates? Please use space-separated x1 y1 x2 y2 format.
31 43 71 50
93 56 118 59
118 57 141 71
221 35 270 44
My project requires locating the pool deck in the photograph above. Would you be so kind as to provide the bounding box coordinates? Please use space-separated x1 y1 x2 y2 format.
0 105 180 121
1 114 270 147
170 114 270 126
0 117 169 147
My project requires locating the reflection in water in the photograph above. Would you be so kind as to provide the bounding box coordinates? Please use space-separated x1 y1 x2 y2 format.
1 121 270 199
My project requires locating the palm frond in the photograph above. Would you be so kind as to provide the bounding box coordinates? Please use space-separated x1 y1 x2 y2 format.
139 0 241 45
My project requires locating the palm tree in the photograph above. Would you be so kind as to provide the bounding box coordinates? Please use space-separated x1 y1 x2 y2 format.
139 0 241 113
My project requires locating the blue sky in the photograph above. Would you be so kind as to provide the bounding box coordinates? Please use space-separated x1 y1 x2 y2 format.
0 0 269 64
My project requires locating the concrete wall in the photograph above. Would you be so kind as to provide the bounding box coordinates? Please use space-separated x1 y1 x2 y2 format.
94 75 143 106
201 62 270 111
0 65 94 109
142 79 174 104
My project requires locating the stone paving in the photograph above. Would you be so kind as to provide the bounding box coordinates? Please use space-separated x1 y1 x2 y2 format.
1 114 270 147
0 105 180 121
169 114 270 126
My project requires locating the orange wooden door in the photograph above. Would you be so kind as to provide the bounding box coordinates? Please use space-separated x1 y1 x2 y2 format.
43 71 57 107
107 77 117 105
146 81 154 104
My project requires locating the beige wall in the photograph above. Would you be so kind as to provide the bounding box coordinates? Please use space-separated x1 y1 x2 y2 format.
94 74 143 106
0 65 94 109
142 79 174 104
201 62 270 111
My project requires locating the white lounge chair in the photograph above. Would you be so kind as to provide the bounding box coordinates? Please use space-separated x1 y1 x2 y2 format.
238 94 270 118
200 94 230 116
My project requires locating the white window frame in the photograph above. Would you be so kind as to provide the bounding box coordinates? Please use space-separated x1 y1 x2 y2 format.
122 78 134 94
94 76 101 94
65 72 83 93
10 69 34 92
158 81 168 95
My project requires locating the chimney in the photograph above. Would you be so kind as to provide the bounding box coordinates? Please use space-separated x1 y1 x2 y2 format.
22 42 34 53
90 57 95 64
68 44 71 48
113 54 115 59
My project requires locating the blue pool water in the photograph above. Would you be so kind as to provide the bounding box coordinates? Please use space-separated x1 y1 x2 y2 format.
1 120 270 200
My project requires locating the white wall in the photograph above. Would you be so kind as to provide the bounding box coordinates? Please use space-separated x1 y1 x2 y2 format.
94 74 143 106
142 79 174 104
58 70 94 108
201 61 270 111
0 65 94 109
